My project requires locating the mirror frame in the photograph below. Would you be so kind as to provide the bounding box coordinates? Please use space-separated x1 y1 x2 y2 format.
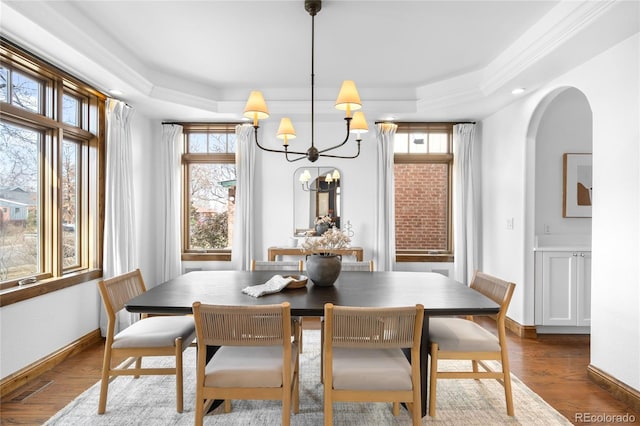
293 167 341 236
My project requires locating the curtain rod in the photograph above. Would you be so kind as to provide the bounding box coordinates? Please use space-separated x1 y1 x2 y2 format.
161 121 244 125
162 120 476 125
374 121 476 125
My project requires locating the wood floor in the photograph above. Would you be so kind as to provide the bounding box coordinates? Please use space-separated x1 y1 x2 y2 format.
1 319 639 425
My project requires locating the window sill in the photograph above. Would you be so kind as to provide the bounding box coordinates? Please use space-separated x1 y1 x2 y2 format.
396 253 454 263
0 269 102 308
182 253 232 262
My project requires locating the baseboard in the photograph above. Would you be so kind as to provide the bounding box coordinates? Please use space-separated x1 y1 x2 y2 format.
505 316 537 339
536 325 590 334
587 364 640 412
0 329 103 398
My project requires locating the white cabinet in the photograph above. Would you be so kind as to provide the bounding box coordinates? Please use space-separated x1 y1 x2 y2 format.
536 250 591 327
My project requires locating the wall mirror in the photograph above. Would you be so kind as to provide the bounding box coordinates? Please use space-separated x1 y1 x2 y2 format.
293 167 341 236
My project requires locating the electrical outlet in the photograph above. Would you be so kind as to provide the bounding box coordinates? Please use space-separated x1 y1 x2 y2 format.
544 224 551 234
506 218 514 230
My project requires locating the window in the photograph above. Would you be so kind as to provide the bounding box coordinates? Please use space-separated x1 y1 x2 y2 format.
0 40 105 304
393 123 453 262
181 124 237 261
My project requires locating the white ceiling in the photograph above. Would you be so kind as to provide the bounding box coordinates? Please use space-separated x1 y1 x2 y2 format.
1 0 638 122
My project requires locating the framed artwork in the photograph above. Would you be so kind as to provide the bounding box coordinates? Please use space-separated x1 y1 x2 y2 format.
563 153 592 218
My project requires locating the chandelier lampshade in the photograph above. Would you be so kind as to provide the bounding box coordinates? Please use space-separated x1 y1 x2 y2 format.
277 117 297 146
243 91 270 126
334 80 362 117
350 111 369 134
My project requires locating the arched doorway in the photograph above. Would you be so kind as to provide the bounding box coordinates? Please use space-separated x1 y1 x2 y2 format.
525 86 593 333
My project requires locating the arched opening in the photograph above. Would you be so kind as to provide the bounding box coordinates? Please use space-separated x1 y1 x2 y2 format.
524 86 593 332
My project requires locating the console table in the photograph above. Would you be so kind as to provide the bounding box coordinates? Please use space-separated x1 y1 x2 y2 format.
268 246 364 261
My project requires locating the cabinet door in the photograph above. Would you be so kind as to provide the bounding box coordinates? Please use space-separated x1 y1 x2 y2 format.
576 252 592 326
542 251 577 326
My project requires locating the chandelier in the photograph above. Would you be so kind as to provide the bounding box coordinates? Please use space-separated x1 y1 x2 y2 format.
242 0 368 162
299 169 340 192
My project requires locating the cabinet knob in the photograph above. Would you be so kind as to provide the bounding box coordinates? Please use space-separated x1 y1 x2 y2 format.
573 253 578 256
580 253 585 257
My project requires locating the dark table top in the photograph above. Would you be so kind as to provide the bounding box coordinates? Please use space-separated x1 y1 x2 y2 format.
126 270 499 317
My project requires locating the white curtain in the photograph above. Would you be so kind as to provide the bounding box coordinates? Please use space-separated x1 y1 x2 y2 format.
101 99 137 334
231 124 256 270
453 123 479 285
159 124 183 282
375 123 398 271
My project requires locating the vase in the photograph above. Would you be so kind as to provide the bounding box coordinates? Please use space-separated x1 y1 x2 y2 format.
306 254 342 287
315 223 329 235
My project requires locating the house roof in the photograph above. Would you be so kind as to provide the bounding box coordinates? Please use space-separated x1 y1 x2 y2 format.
0 188 36 206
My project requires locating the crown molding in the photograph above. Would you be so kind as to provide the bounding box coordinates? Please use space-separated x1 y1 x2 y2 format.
1 1 153 97
480 0 617 95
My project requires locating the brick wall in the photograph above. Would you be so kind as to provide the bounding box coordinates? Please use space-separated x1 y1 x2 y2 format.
394 163 449 250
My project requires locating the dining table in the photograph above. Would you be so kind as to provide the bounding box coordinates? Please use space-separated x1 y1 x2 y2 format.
125 270 500 417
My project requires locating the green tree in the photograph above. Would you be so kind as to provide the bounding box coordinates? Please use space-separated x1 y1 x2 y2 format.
189 204 228 249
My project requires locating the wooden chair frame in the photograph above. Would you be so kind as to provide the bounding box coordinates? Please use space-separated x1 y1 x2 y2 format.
428 270 516 417
250 259 304 272
192 301 299 426
249 259 304 351
319 260 375 379
323 303 424 426
340 260 375 271
97 269 195 414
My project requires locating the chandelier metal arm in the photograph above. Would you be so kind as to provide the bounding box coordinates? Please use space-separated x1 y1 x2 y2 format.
316 140 362 159
301 181 337 192
253 122 362 162
284 151 311 162
317 117 352 155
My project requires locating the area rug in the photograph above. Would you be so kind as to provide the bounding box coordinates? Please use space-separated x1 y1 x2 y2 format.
44 331 571 425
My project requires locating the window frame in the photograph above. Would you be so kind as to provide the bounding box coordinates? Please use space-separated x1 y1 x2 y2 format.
393 122 454 263
181 123 238 262
0 39 105 307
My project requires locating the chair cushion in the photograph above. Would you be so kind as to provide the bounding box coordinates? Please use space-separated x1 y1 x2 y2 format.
204 344 297 388
429 317 500 352
112 316 196 349
331 348 412 391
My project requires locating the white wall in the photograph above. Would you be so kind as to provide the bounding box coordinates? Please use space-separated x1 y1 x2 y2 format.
480 105 529 322
586 34 639 391
0 280 100 378
481 33 640 390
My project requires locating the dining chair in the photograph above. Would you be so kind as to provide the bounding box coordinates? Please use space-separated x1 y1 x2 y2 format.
340 259 375 271
250 259 304 272
323 303 424 426
191 301 300 426
97 269 196 414
250 259 304 352
318 259 375 380
428 270 516 417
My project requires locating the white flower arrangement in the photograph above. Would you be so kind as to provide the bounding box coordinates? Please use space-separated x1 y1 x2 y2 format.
314 215 333 225
301 226 351 256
